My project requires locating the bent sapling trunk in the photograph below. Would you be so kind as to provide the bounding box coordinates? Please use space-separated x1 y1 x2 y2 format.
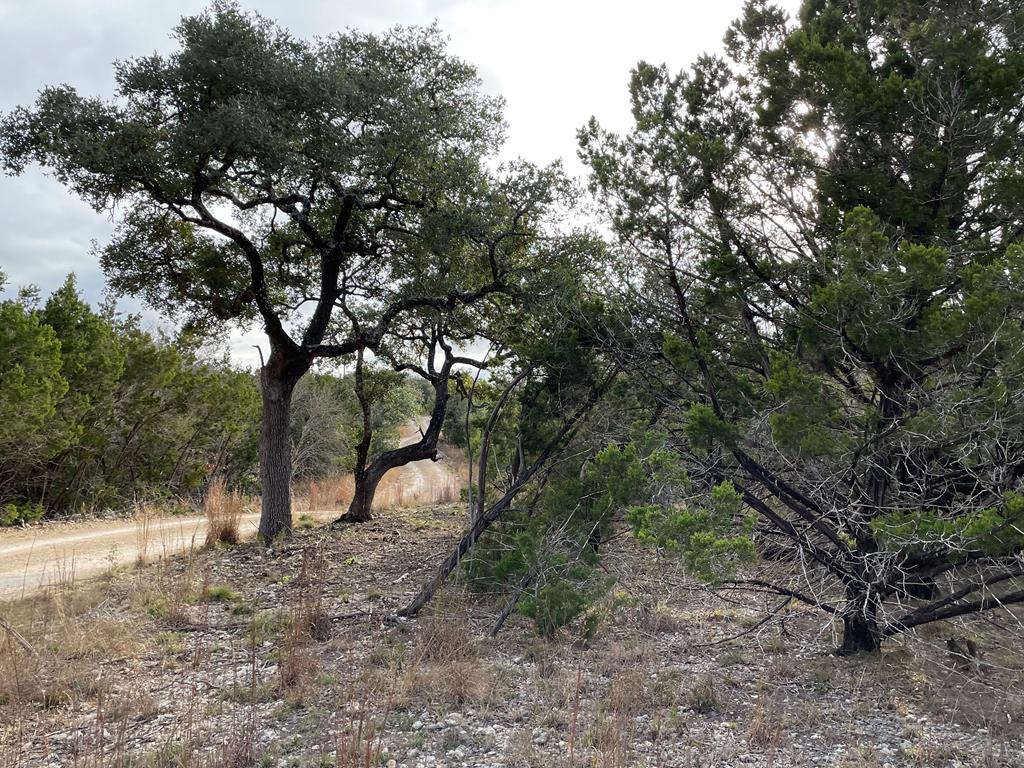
399 366 616 617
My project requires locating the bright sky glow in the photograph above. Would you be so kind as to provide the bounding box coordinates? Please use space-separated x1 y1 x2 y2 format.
0 0 799 364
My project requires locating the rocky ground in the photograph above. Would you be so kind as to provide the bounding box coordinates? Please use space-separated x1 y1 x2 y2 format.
1 503 1022 768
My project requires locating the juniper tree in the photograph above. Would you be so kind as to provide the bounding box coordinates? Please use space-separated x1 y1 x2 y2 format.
0 3 558 541
581 0 1024 652
0 277 68 520
0 273 260 517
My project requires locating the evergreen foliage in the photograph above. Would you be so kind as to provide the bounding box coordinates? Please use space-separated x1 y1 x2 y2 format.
581 0 1024 651
0 274 422 521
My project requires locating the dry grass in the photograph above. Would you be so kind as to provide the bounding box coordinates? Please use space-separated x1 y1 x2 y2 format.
203 477 245 547
277 548 330 701
4 499 1022 767
212 708 259 768
305 475 356 512
598 638 657 676
588 710 631 767
383 607 501 710
332 699 389 768
133 497 197 567
503 727 544 768
126 550 201 627
303 449 466 514
374 465 463 510
607 670 651 718
0 584 140 723
409 609 477 664
746 695 783 751
437 452 469 504
133 501 158 567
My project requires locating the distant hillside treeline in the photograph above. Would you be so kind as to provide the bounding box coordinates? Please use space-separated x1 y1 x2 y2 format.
0 273 261 522
0 273 425 523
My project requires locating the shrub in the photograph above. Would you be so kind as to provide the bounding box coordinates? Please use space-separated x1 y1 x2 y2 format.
689 673 720 713
521 576 592 639
0 501 45 526
201 584 239 603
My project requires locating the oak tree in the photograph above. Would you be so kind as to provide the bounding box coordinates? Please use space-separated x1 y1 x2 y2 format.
1 3 550 541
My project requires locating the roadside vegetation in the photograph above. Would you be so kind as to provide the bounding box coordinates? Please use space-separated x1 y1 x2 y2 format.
0 271 432 525
1 0 1023 764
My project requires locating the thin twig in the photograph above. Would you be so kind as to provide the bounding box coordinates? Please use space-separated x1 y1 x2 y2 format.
0 616 37 657
690 597 791 649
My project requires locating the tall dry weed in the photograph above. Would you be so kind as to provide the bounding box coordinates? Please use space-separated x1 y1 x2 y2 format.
204 478 244 547
278 548 330 700
305 475 355 512
332 699 389 768
133 501 160 566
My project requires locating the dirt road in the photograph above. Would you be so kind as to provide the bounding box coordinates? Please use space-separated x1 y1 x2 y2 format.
389 418 458 502
0 420 460 600
0 513 263 600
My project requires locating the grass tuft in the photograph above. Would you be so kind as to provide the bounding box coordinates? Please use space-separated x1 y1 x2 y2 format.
203 477 245 547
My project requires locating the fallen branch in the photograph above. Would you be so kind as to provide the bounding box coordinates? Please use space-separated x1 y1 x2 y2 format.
399 366 617 617
0 616 38 657
690 596 791 649
721 578 840 615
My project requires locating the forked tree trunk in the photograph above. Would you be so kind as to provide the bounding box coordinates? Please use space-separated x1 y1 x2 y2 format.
258 358 305 544
347 464 385 523
337 349 376 524
336 349 453 525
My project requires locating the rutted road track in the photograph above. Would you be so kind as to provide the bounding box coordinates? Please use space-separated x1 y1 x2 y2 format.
0 513 264 599
0 420 459 599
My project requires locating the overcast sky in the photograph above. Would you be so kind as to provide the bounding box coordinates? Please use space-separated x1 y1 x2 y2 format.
0 0 798 364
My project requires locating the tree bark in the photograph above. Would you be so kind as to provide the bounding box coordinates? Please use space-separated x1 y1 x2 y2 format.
258 353 306 544
838 593 882 654
347 464 384 523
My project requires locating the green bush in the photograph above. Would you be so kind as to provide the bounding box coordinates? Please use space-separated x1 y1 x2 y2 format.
0 501 45 526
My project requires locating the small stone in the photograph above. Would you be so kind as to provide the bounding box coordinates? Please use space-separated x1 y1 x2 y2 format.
412 720 423 731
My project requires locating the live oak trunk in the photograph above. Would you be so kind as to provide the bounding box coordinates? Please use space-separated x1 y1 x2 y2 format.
337 351 452 525
258 353 308 544
347 464 384 523
338 349 376 523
